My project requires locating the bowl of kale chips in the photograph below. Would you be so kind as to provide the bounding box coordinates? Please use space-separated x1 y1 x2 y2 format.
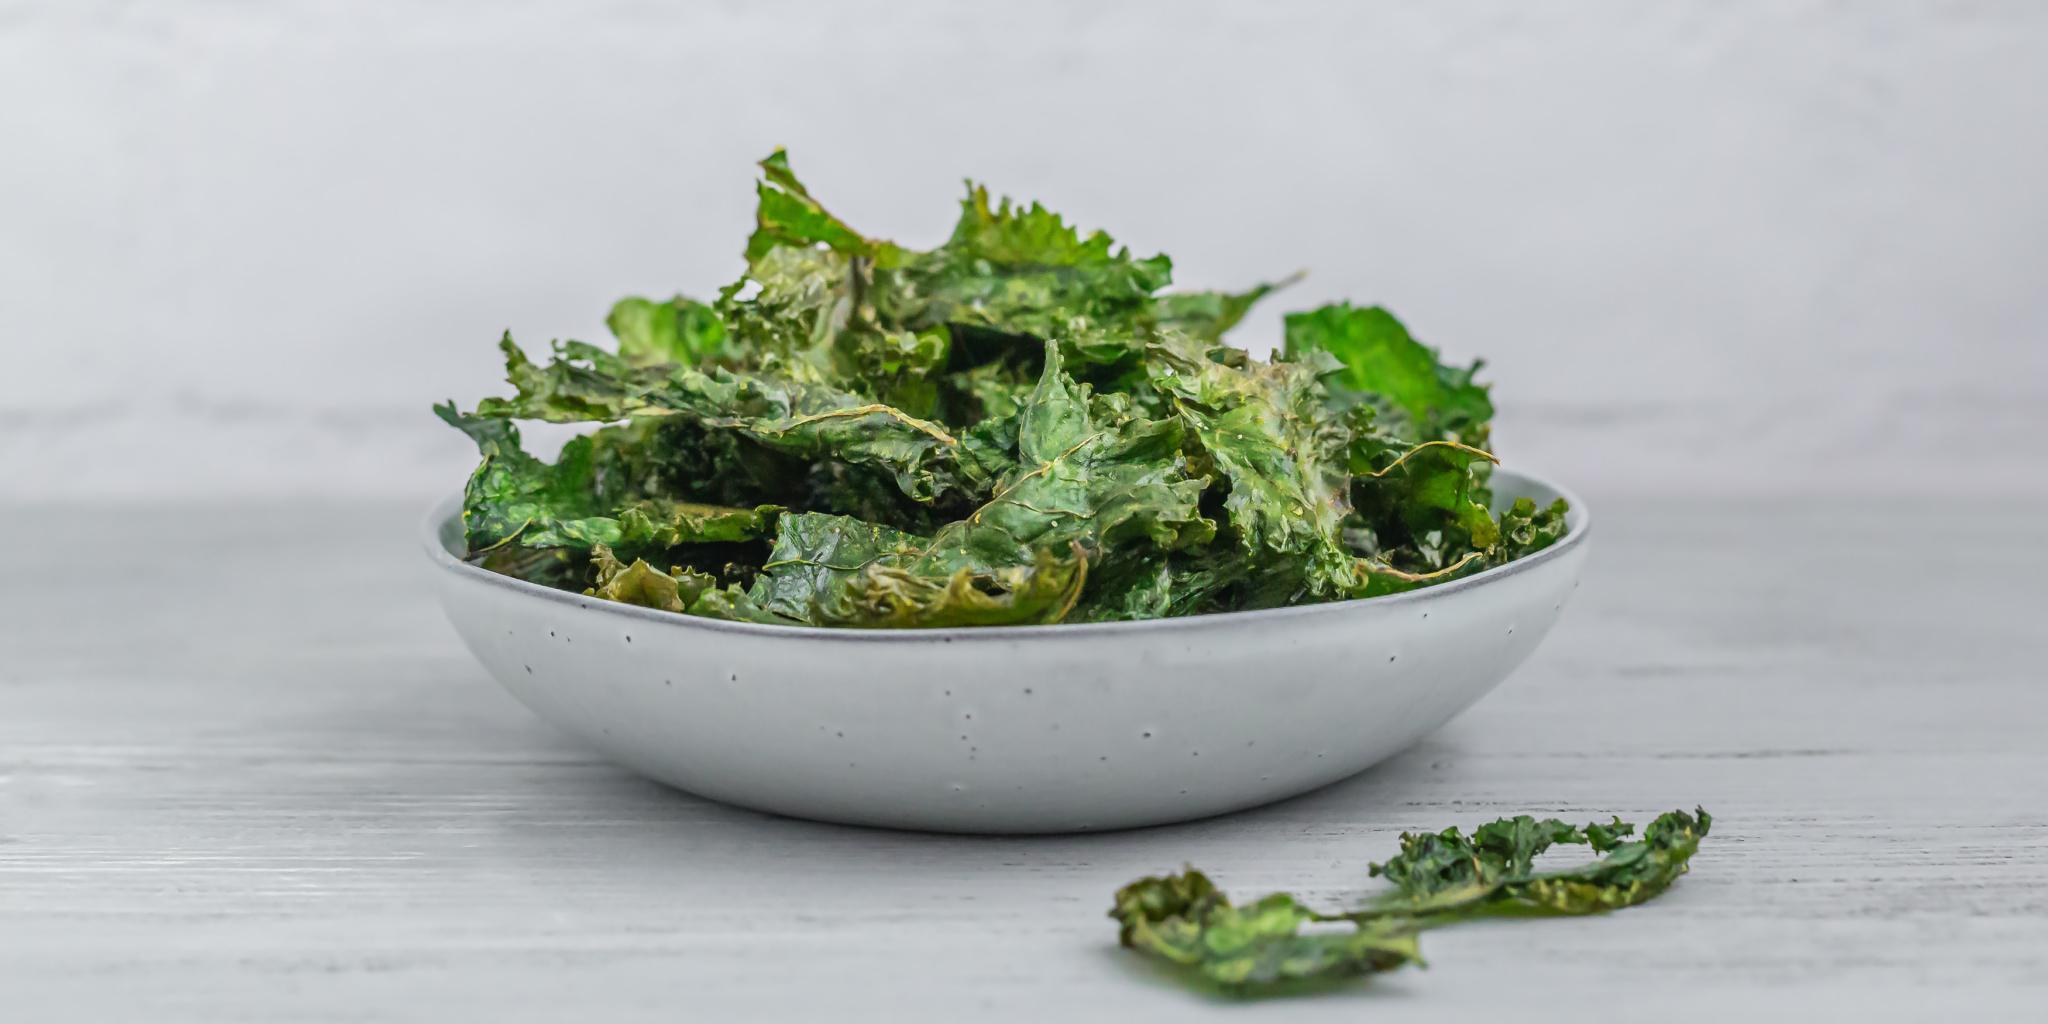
425 151 1587 833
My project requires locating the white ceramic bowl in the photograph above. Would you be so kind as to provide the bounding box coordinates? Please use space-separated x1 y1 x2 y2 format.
424 468 1588 834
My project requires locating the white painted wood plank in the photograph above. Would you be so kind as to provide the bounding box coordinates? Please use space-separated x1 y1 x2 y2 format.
2 499 2043 1021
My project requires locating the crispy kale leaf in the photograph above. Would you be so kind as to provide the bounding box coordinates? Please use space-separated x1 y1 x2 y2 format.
1360 807 1714 920
583 543 719 613
1146 335 1357 605
468 335 988 505
608 295 733 368
913 340 1213 577
824 545 1088 628
1283 302 1493 447
749 512 928 622
439 149 1573 627
1110 809 1711 993
694 509 1092 629
615 498 778 547
1497 496 1572 563
745 148 900 265
1112 869 1422 989
433 402 625 553
1346 439 1502 593
876 185 1174 349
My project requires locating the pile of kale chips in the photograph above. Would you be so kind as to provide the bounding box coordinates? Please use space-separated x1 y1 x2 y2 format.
437 151 1569 629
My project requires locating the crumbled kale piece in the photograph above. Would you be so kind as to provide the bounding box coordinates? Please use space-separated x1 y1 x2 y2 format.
1110 808 1711 993
440 149 1572 626
1112 872 1422 988
1359 807 1714 919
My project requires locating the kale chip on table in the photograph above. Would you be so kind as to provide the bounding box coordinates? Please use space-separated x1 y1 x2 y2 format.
438 150 1570 627
1110 808 1712 992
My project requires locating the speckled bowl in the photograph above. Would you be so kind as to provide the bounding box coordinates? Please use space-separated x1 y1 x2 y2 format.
423 468 1588 834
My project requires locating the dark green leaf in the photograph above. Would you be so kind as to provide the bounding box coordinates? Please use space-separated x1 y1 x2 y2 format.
668 368 982 504
467 336 988 506
1347 439 1502 592
1112 808 1711 994
1497 496 1571 563
473 334 674 424
747 512 929 624
912 340 1213 579
433 401 623 553
439 149 1571 628
1361 808 1714 920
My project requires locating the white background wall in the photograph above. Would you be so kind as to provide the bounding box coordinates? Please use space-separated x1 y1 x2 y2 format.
4 1 2044 503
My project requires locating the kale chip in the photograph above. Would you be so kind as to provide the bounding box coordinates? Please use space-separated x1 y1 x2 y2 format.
440 150 1571 627
1111 808 1712 992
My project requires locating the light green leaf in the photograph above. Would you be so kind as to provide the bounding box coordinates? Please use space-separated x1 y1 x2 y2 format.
615 499 780 547
1283 303 1492 446
1152 270 1305 343
819 544 1089 628
608 295 732 368
583 543 718 613
1110 869 1423 989
744 148 902 265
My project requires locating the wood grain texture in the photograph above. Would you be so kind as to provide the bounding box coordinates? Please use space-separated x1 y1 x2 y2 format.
2 498 2043 1021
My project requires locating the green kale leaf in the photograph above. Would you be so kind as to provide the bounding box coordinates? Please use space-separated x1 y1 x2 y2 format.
745 148 901 265
821 544 1088 628
878 184 1174 339
1147 335 1357 605
608 294 733 368
439 149 1575 628
1359 807 1714 920
1111 869 1422 989
911 340 1214 577
463 335 987 506
746 512 928 623
433 401 624 553
1283 303 1493 446
615 498 779 547
1346 439 1502 592
583 543 719 613
1111 808 1711 994
1496 496 1572 563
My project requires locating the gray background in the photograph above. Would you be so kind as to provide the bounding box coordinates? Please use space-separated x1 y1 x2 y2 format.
5 0 2044 503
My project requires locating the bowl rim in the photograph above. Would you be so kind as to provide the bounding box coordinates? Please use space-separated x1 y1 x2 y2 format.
421 466 1588 644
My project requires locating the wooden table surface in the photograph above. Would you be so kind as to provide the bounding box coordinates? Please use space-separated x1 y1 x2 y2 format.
3 497 2043 1021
